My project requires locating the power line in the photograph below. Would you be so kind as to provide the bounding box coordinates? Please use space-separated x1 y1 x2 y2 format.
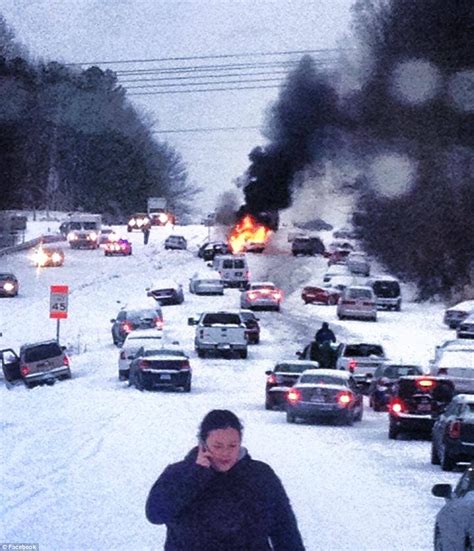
67 47 349 67
128 83 281 96
118 69 291 83
124 76 284 90
152 125 261 134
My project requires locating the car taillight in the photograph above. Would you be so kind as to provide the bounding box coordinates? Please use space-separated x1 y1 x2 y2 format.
155 319 164 329
180 362 190 370
248 292 258 300
348 359 357 372
267 374 277 384
139 360 150 369
416 378 436 392
337 391 352 406
390 398 404 414
287 389 301 404
273 291 283 300
63 355 70 367
122 322 133 333
448 420 461 439
20 365 30 376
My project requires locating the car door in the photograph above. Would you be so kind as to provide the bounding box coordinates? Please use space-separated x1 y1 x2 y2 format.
1 349 21 382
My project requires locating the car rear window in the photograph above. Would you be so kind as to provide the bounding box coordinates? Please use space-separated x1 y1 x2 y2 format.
344 344 384 357
300 374 346 385
348 288 373 299
222 260 234 268
24 343 62 362
275 363 313 373
385 365 422 377
372 281 400 296
128 309 157 320
202 313 241 325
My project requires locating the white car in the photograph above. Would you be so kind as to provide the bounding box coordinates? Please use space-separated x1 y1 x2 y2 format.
189 271 224 295
240 281 283 311
337 285 377 321
458 313 474 339
118 329 164 380
147 279 184 305
443 300 474 329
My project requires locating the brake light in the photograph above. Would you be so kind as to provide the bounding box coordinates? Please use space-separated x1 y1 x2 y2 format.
63 355 70 367
448 420 461 439
155 319 164 329
180 361 190 371
416 378 436 391
287 389 301 404
390 398 404 414
267 374 277 384
122 322 133 333
248 292 258 300
20 365 30 376
348 359 357 373
139 360 150 369
273 291 283 300
337 391 352 406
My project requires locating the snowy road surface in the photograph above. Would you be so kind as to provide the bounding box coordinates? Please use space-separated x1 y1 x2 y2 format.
0 222 463 550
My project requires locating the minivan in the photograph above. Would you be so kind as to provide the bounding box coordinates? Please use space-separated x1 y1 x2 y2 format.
368 276 402 311
337 285 377 321
211 254 249 288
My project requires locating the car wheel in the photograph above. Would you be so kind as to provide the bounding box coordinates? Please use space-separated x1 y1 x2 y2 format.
254 336 260 344
355 406 363 422
434 527 443 551
373 398 382 412
388 420 399 440
286 411 296 423
431 441 440 465
440 447 456 471
182 380 191 393
328 296 337 305
197 349 205 359
337 314 344 320
265 397 273 410
395 303 401 312
62 369 72 380
343 410 354 426
371 316 377 322
240 349 248 359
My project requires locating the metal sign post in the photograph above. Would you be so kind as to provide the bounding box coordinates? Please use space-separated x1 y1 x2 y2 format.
50 285 69 342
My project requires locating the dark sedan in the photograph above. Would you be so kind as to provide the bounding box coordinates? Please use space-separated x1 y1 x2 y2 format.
0 273 18 297
285 369 363 425
368 363 424 411
431 394 474 471
432 463 474 551
110 307 163 346
265 360 320 410
129 347 191 392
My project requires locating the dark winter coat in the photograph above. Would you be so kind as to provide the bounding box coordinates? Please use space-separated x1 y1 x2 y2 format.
315 327 336 345
146 447 305 551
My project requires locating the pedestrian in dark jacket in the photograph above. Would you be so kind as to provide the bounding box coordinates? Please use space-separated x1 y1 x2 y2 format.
142 224 151 245
314 322 336 345
146 409 305 551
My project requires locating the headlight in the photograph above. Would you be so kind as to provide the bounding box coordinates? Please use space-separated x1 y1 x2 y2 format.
67 232 76 241
3 282 14 291
52 252 62 263
89 232 98 240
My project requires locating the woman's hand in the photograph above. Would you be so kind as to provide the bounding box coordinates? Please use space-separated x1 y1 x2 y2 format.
196 444 213 468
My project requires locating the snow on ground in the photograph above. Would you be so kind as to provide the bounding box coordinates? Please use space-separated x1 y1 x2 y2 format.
0 214 465 550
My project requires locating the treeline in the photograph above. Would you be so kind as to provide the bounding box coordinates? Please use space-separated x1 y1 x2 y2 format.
0 15 196 221
241 0 473 299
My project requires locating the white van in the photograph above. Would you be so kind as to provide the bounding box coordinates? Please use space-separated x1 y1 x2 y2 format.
211 254 249 288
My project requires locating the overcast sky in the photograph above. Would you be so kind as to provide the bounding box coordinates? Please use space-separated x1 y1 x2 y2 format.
0 0 355 213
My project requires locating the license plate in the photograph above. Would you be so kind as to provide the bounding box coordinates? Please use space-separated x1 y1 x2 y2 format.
159 374 171 380
311 395 324 403
417 403 431 412
217 344 231 350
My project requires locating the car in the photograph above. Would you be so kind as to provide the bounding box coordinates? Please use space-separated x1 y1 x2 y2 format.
110 307 163 346
128 346 192 392
211 254 250 289
164 235 187 250
346 252 370 277
326 240 355 256
322 264 352 283
368 363 424 411
99 227 117 245
444 300 474 329
117 328 165 380
104 238 132 256
1 340 71 388
432 462 474 550
291 236 325 256
285 369 364 425
327 249 351 265
301 283 342 305
198 241 230 261
430 346 474 394
336 285 377 321
367 275 402 311
0 272 19 297
147 279 184 305
127 213 151 232
265 360 320 410
243 241 266 254
333 227 358 239
238 310 261 344
335 342 387 392
189 271 224 295
388 376 455 439
431 394 474 471
240 281 283 311
32 246 65 267
457 313 474 339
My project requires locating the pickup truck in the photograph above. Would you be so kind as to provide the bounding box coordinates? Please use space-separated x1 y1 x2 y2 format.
188 311 248 359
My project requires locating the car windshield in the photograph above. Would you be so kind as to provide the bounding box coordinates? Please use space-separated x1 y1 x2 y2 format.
202 313 241 325
24 343 62 362
437 351 474 368
344 344 384 357
275 363 314 373
300 374 346 385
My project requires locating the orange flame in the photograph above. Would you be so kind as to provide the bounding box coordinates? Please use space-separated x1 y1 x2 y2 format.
228 215 272 254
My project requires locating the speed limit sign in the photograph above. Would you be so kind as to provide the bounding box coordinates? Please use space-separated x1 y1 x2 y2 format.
50 285 69 319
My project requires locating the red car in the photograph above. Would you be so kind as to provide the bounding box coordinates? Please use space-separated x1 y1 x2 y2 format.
301 284 342 305
104 239 132 256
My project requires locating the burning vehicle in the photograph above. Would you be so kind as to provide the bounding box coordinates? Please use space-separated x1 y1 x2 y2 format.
228 214 272 254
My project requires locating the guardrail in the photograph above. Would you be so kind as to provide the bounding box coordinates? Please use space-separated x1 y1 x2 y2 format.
0 234 65 257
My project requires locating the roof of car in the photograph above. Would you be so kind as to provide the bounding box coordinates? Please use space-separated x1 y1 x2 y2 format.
150 279 180 288
249 281 276 287
123 328 163 340
368 274 399 282
20 339 62 351
447 300 474 311
299 368 351 378
275 360 320 368
192 270 222 279
344 285 374 291
166 234 186 239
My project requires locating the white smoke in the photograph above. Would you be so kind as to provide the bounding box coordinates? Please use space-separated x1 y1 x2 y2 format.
368 153 417 198
390 59 442 106
448 70 474 113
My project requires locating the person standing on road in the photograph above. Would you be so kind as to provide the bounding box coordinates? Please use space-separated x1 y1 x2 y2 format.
146 409 305 550
314 322 336 345
142 223 151 245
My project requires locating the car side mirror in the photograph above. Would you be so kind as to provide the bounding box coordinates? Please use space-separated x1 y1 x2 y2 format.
265 370 272 375
206 262 212 267
60 345 67 352
431 483 452 500
188 317 196 326
110 319 116 323
296 351 303 358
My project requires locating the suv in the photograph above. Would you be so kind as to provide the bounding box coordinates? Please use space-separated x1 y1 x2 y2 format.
368 276 402 311
388 376 455 439
1 340 71 388
335 342 387 392
336 286 377 322
211 254 250 289
368 363 424 411
291 236 325 256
